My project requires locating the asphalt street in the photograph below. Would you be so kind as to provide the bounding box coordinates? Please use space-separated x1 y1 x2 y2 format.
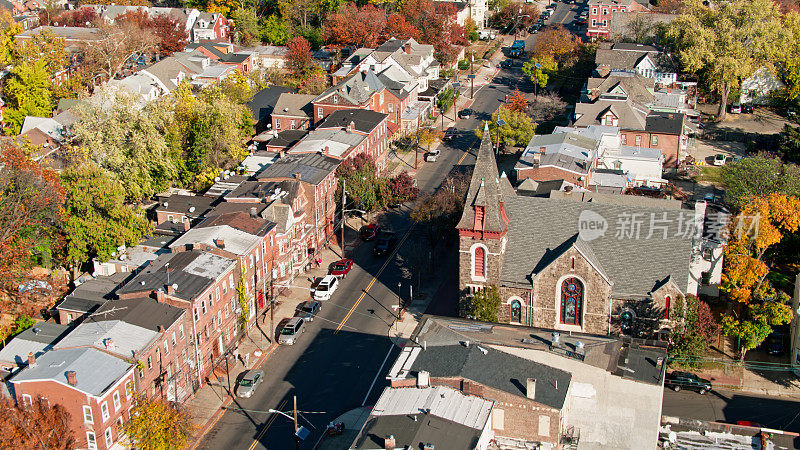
198 54 518 450
663 388 800 433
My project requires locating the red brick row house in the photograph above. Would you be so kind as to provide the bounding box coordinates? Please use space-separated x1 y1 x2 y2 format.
586 0 647 39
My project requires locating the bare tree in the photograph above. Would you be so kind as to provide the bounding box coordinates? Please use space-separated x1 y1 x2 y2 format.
529 91 568 123
0 396 75 449
83 22 156 82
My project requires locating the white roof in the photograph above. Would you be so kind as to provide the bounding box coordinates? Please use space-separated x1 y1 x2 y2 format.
241 153 279 174
0 339 51 367
288 129 362 158
372 385 494 430
170 225 261 257
56 320 158 359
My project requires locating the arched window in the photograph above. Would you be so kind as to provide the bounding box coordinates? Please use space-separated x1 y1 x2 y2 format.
474 247 485 278
511 300 522 323
560 278 583 326
664 296 671 320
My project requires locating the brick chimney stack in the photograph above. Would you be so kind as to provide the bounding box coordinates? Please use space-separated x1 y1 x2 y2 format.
404 43 411 54
216 238 225 249
526 378 536 400
183 220 190 232
66 371 77 386
384 435 396 450
27 352 36 367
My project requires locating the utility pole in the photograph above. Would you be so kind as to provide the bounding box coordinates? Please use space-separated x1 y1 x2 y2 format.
341 179 346 250
414 118 420 169
470 52 474 99
293 395 300 450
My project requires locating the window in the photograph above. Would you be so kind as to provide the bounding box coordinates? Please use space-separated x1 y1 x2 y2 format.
602 8 608 14
168 215 174 222
511 300 522 323
290 120 296 130
172 332 177 347
333 95 338 104
104 428 113 447
113 391 121 411
194 308 199 321
164 340 169 355
229 274 234 288
147 356 152 370
179 325 185 340
101 401 109 421
592 7 597 14
86 432 97 450
492 409 504 430
83 405 94 423
116 416 123 430
651 135 658 146
22 394 32 406
473 247 485 278
664 296 671 320
591 19 597 27
635 135 642 146
702 247 713 261
224 304 229 318
560 278 583 326
317 107 323 119
276 120 281 130
222 281 227 294
621 134 627 145
538 415 551 437
67 313 73 323
201 300 207 315
388 103 394 113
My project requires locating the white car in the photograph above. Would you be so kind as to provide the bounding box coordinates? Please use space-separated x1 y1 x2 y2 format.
713 153 727 166
313 275 339 301
425 149 441 162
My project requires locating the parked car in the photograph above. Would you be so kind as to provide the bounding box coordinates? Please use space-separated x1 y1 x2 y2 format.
236 370 264 398
546 3 556 9
664 371 712 394
360 223 381 241
736 420 762 428
425 149 441 162
766 331 785 355
374 231 397 256
295 300 321 322
729 103 742 114
458 108 472 119
442 127 457 141
278 317 306 345
329 259 353 278
712 153 727 166
741 104 754 114
313 275 339 301
500 59 513 69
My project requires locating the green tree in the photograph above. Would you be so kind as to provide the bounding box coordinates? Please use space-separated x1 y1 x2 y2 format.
721 300 792 361
60 164 152 265
668 295 719 367
522 57 557 98
10 315 35 336
260 14 291 45
779 124 800 164
780 11 800 101
122 396 193 450
665 0 788 120
475 107 536 148
237 268 250 331
336 155 387 212
469 285 502 322
232 7 260 46
3 60 53 135
719 155 800 208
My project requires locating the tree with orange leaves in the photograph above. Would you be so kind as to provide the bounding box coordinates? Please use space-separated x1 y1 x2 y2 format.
505 88 529 112
0 395 75 449
0 142 65 293
720 193 800 360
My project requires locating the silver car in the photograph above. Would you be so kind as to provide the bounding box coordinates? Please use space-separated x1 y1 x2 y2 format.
295 301 321 322
237 370 264 398
278 317 306 345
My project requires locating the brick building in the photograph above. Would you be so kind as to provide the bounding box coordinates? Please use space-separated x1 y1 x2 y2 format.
154 194 218 226
314 109 392 165
271 93 315 132
457 124 702 335
11 348 135 450
586 0 648 39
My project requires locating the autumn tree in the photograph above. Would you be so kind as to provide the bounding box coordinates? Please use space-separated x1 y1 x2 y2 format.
82 21 156 82
116 10 187 56
401 0 466 64
261 14 291 44
324 3 387 48
12 28 69 77
666 0 788 120
780 11 800 101
286 36 315 79
411 170 470 248
669 295 719 367
476 107 536 148
279 0 319 29
531 25 581 65
51 7 100 26
505 88 528 112
3 61 53 135
61 163 152 265
0 10 22 65
384 13 421 41
528 91 568 123
123 396 193 450
387 171 419 205
336 155 387 212
0 396 75 449
0 142 65 291
232 7 260 46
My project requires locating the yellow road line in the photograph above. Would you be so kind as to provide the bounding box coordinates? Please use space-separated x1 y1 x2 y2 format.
334 227 415 333
248 398 288 450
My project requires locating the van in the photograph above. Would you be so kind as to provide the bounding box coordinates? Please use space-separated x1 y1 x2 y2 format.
278 317 306 345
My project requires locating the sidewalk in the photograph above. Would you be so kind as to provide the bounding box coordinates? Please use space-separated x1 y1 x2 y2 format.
187 243 347 448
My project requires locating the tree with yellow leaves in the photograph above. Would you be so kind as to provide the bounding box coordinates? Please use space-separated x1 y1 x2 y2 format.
122 396 193 450
720 193 800 360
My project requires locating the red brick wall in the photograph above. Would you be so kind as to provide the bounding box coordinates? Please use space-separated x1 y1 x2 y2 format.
620 130 680 167
272 115 310 131
14 372 135 450
516 166 588 188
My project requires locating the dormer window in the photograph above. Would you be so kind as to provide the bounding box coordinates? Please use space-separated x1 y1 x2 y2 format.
333 95 338 104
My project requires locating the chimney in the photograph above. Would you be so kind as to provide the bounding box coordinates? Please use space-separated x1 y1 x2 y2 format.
154 289 165 302
347 121 355 132
216 238 225 249
250 207 257 218
294 172 302 180
66 370 77 386
157 325 164 333
539 146 546 153
183 220 190 232
404 43 411 54
27 352 36 367
417 371 430 388
324 146 330 154
167 283 178 294
526 378 536 400
384 435 396 450
104 338 115 350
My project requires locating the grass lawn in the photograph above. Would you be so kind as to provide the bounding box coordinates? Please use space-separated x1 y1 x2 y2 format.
695 165 724 184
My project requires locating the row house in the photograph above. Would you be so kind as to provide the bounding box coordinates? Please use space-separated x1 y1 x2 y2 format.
55 297 192 403
116 250 241 383
256 153 340 262
333 38 439 93
155 194 218 225
586 0 648 40
11 348 135 450
271 93 316 132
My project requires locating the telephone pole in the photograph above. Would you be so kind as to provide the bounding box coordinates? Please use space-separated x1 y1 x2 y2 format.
293 395 300 450
341 179 346 250
470 52 474 99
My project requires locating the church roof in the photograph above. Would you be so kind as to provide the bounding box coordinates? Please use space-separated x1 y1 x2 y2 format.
456 123 513 233
499 196 693 299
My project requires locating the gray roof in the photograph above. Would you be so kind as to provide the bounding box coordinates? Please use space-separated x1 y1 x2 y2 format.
261 129 308 149
516 132 597 176
456 123 513 233
315 70 386 106
57 273 131 314
155 194 217 216
316 109 388 133
89 297 185 332
586 73 654 104
407 344 572 409
646 111 684 134
353 413 482 450
595 44 674 76
0 323 71 367
573 99 649 130
500 196 693 297
272 93 315 118
246 86 295 122
255 153 340 185
548 190 683 209
17 26 104 42
12 347 132 397
170 225 262 257
56 320 158 359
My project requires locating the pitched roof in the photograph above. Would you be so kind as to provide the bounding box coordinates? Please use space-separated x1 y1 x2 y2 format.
272 93 315 118
586 72 654 104
56 273 130 314
573 98 649 130
456 123 512 233
11 347 132 396
196 211 275 236
407 344 572 409
89 297 185 332
255 153 340 185
314 70 385 105
56 320 159 359
499 196 693 297
316 109 388 133
170 225 262 257
516 132 597 176
246 86 295 122
0 323 71 367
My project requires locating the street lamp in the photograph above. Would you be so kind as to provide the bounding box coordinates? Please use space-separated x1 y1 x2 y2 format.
397 282 402 320
495 119 506 156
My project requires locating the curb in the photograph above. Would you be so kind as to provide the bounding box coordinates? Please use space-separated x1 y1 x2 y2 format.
188 342 279 449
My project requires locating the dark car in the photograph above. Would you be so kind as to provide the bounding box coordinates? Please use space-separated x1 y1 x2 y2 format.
329 259 353 278
500 59 513 69
458 108 473 119
360 223 381 241
294 300 321 322
374 231 397 256
664 371 712 394
442 127 457 141
741 104 754 114
766 331 785 355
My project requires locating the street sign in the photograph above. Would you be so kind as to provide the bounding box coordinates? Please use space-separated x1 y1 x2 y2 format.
296 426 310 441
467 74 476 79
452 82 462 87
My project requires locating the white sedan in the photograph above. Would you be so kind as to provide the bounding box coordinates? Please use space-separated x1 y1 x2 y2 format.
313 275 339 301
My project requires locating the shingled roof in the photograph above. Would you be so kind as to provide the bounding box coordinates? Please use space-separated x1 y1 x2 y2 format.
456 123 513 233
